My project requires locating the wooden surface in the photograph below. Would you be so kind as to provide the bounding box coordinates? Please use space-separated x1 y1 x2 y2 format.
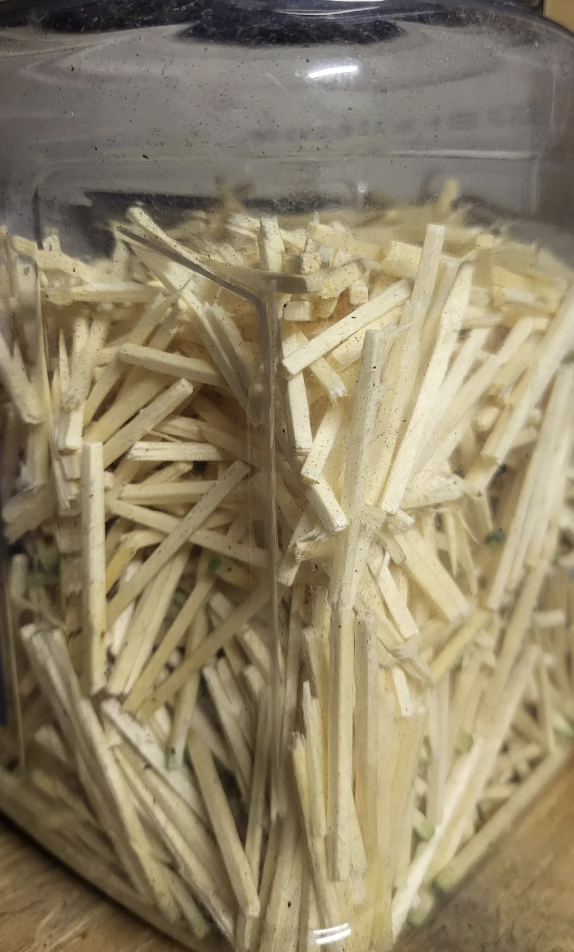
0 761 574 952
400 757 574 952
545 0 574 34
0 816 182 952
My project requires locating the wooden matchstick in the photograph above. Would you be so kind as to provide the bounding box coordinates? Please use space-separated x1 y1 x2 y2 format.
187 732 260 917
81 442 107 694
354 615 379 857
118 342 225 387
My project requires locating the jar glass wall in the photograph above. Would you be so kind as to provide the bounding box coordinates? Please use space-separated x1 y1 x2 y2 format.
1 4 574 951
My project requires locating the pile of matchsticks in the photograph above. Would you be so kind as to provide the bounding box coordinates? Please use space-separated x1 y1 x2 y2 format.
1 183 574 952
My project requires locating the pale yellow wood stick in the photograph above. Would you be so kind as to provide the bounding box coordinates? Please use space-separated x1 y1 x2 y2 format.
168 871 211 940
426 675 450 826
209 590 272 680
138 460 193 486
303 625 329 724
430 610 490 685
238 688 272 950
203 663 253 802
258 811 301 952
535 641 556 754
523 407 574 572
301 403 345 485
306 477 348 535
290 734 341 929
297 868 320 952
63 311 109 411
276 584 305 815
418 325 490 452
389 711 426 886
204 303 257 396
481 560 548 721
187 702 234 774
108 500 257 566
329 305 402 372
259 215 285 271
354 615 379 858
45 282 157 306
111 739 228 887
120 239 252 413
106 538 153 593
327 605 355 882
331 328 391 608
302 681 327 839
275 841 304 952
157 414 259 465
396 527 469 623
81 442 107 694
118 342 225 387
187 732 260 918
320 259 366 298
371 555 419 643
308 221 386 260
292 327 348 401
126 442 230 462
281 322 313 453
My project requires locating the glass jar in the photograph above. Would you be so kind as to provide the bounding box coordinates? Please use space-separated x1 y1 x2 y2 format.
1 2 574 950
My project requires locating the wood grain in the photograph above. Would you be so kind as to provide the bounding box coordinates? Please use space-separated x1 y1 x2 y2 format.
0 815 181 952
0 759 573 951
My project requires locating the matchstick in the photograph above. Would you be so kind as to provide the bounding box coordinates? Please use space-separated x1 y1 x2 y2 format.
118 342 225 387
354 615 379 857
81 442 107 694
187 732 260 917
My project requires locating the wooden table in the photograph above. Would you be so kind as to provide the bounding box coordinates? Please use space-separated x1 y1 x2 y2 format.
1 760 574 952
